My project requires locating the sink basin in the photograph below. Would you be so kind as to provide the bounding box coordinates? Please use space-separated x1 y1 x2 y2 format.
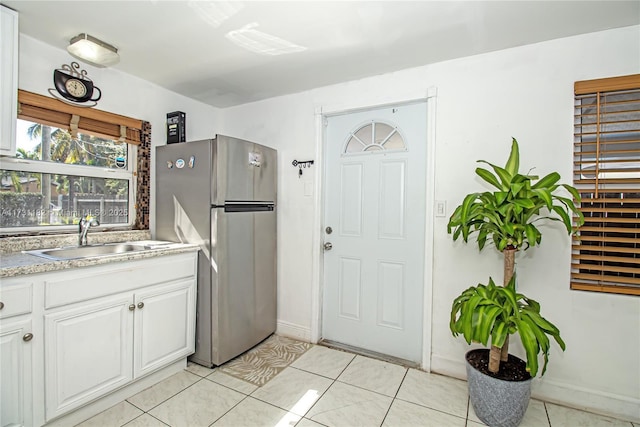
26 243 150 261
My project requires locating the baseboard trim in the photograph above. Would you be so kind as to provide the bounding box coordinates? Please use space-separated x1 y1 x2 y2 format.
276 320 311 342
430 354 640 423
44 359 186 426
531 379 640 424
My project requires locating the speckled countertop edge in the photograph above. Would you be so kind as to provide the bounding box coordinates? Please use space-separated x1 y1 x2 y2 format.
0 231 200 278
0 230 152 254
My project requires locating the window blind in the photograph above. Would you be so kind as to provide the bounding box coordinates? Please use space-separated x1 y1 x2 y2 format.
572 74 640 296
17 90 142 145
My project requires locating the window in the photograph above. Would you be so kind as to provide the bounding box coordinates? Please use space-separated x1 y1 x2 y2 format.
344 121 406 154
572 74 640 296
0 90 142 232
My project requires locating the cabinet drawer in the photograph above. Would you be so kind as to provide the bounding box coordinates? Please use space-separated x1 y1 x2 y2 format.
45 253 197 309
0 282 32 319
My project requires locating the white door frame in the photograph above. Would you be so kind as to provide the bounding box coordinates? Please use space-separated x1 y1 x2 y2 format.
310 87 438 371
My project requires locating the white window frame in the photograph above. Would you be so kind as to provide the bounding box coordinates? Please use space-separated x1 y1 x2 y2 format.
0 140 136 233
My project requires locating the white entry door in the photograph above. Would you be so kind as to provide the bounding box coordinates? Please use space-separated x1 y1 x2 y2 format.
322 102 427 363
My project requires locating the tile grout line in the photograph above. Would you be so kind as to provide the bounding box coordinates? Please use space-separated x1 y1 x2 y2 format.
206 392 252 427
298 351 357 424
131 374 209 420
379 367 410 426
544 401 552 427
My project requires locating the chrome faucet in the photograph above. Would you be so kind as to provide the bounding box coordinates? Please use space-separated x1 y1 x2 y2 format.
78 216 100 246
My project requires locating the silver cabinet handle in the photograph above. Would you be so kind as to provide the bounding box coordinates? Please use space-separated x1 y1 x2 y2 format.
0 301 4 310
23 333 33 342
128 304 136 311
324 242 333 251
137 302 144 309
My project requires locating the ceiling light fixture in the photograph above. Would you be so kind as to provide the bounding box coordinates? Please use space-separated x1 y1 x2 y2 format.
67 33 119 68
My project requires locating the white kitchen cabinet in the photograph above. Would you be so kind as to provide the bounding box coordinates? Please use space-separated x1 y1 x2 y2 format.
134 279 195 378
43 253 197 422
0 5 18 156
0 281 35 427
0 318 33 427
44 294 134 420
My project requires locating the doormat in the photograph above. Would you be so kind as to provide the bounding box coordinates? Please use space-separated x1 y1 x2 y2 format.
220 335 312 386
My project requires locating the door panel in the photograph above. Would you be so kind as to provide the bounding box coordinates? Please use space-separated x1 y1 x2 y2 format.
135 280 195 377
379 160 406 239
323 102 427 362
340 163 363 236
338 257 362 320
0 319 32 427
45 295 133 420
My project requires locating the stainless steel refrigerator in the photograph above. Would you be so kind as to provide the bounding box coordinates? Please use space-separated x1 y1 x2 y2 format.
156 136 277 367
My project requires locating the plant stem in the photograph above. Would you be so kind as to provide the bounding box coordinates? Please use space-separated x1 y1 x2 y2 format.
500 247 517 362
489 345 502 373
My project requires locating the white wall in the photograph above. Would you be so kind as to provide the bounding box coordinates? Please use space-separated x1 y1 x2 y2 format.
17 25 640 422
220 25 640 421
17 35 221 232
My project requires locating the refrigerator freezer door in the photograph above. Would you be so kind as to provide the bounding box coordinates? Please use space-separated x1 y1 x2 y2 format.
214 135 277 204
209 207 277 365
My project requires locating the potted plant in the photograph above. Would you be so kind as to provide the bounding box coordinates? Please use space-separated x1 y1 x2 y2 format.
447 138 584 427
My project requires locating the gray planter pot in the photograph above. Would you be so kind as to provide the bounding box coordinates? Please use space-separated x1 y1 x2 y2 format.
466 349 532 427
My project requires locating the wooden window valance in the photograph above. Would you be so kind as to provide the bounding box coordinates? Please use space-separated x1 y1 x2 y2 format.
17 89 143 145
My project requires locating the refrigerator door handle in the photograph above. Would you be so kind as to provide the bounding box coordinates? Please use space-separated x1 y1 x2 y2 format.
223 202 275 212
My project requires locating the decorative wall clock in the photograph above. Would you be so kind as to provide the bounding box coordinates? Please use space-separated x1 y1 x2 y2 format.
48 62 102 107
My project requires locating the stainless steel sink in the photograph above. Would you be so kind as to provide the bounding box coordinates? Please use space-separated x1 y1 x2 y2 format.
26 243 150 261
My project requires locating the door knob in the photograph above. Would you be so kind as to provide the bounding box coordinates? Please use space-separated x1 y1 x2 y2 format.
324 242 333 251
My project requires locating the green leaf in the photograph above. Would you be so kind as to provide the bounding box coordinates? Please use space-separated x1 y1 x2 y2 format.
460 193 481 227
513 198 536 209
522 307 559 334
561 183 581 201
505 138 520 176
477 306 502 345
491 321 508 348
524 224 539 248
532 172 560 189
461 295 483 342
478 161 513 189
551 205 573 234
494 191 508 205
477 229 488 251
531 188 553 209
516 317 540 376
510 182 524 197
475 167 502 190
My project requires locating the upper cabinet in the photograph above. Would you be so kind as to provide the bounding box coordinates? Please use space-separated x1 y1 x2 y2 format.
0 5 18 157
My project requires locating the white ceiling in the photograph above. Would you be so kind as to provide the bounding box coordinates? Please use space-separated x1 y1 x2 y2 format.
3 1 639 108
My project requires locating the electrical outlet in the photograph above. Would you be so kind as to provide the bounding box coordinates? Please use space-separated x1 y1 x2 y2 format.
435 200 446 217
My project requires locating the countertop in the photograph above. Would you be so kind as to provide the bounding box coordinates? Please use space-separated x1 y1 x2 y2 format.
0 231 199 278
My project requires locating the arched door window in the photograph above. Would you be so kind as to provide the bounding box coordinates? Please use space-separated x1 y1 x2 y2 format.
343 121 406 154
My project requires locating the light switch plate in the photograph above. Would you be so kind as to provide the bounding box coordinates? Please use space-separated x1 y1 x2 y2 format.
435 200 446 217
304 181 313 197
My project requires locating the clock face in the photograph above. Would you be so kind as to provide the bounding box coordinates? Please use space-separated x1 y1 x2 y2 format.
64 78 87 98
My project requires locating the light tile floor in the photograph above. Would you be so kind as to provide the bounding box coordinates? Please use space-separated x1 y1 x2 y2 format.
77 343 636 427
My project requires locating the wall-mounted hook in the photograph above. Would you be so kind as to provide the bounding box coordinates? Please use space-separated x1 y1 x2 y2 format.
292 160 314 178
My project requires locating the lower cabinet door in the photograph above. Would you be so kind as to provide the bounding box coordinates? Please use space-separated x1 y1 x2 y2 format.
0 318 33 427
44 294 134 421
134 279 196 378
